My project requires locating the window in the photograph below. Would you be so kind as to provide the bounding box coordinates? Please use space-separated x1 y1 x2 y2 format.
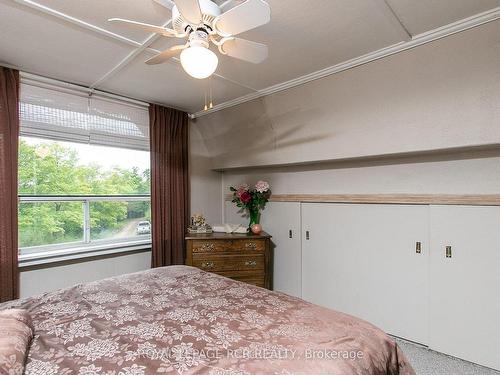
18 83 151 258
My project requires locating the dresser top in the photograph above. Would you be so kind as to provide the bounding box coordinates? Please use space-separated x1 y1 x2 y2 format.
185 231 271 240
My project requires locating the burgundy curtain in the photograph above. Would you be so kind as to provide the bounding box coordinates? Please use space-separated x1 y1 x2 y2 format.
149 104 189 267
0 67 20 302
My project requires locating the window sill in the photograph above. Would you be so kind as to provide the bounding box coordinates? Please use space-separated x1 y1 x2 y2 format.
18 240 152 268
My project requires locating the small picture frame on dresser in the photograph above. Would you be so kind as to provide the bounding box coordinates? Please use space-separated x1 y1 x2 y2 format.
185 231 273 289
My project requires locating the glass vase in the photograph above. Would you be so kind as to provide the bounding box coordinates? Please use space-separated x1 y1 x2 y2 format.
248 209 261 229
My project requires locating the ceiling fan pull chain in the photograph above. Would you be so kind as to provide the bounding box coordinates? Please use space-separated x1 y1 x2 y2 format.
204 87 208 111
209 77 213 109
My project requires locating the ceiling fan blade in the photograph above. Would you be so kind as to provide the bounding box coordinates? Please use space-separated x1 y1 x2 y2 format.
215 0 270 36
153 0 175 10
145 45 187 65
220 38 268 64
108 18 177 37
173 0 202 25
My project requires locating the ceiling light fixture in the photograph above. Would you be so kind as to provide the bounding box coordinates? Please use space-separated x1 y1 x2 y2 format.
180 45 218 79
109 0 270 81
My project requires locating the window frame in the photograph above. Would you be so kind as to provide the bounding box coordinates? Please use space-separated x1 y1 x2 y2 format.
18 194 152 265
17 80 152 266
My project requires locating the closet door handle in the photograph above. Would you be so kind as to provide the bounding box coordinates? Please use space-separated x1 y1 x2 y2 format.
446 246 452 258
305 231 310 240
416 242 422 254
289 230 293 239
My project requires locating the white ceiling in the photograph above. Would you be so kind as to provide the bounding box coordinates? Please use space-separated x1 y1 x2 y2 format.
1 0 499 114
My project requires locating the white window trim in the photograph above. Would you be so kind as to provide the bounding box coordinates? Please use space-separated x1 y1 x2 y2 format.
18 239 151 268
19 195 152 266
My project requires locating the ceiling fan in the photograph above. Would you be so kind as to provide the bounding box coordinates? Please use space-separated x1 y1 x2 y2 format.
109 0 271 79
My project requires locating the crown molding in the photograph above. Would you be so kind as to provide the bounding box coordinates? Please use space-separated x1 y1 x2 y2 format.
192 6 500 119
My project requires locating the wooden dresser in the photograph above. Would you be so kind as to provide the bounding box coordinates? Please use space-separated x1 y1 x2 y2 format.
185 232 272 289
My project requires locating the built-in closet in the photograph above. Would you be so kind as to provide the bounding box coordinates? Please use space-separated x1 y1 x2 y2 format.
225 201 500 370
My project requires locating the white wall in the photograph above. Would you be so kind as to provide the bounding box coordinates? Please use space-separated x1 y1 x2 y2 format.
190 122 223 223
20 250 151 298
223 150 500 196
192 20 500 170
188 20 500 225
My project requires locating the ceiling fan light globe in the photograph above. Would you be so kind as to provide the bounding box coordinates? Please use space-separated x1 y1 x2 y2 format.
180 46 218 79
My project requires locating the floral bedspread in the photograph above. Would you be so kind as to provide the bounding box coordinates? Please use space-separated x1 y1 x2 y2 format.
0 266 414 375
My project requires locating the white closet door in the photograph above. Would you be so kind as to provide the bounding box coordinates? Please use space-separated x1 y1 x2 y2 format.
302 203 429 344
260 202 302 297
429 206 500 370
225 201 302 297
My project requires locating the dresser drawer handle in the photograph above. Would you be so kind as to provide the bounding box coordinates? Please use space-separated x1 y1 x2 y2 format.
200 243 215 251
245 242 257 249
201 261 215 269
244 260 257 267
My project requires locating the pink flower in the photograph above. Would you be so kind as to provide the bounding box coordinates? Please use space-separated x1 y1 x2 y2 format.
255 180 270 193
240 191 252 204
236 184 249 198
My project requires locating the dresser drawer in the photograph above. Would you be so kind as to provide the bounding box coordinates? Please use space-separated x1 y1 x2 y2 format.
186 232 271 289
191 239 265 254
231 239 265 252
193 254 265 272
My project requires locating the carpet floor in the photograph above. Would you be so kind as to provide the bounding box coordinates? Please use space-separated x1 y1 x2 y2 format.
395 338 499 375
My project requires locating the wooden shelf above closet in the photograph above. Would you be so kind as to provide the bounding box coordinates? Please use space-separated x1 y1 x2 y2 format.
226 194 500 206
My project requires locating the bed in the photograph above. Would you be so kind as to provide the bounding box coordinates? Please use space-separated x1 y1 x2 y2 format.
0 265 415 375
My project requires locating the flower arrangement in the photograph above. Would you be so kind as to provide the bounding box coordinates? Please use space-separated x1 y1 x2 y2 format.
230 181 271 232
